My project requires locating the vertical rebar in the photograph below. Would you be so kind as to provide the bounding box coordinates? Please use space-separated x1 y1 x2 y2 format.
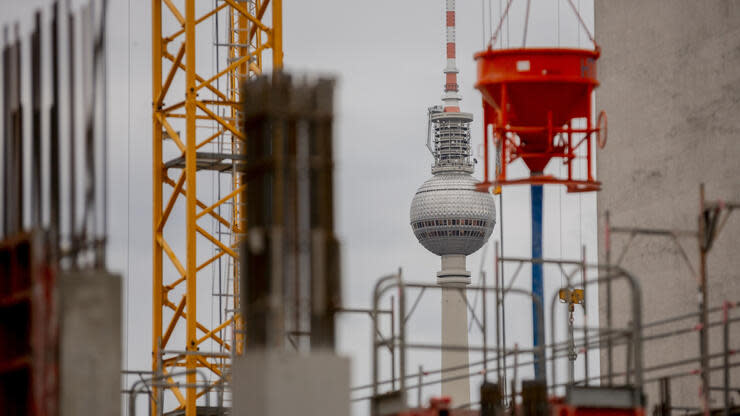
1 27 7 239
99 0 109 266
398 268 407 401
14 25 22 235
7 25 23 236
68 11 77 266
51 2 61 259
31 13 42 228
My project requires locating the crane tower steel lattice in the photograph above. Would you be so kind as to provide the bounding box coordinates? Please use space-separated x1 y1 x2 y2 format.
151 1 282 415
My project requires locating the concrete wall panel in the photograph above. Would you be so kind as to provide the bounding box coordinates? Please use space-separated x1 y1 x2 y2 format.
595 0 740 411
58 270 122 416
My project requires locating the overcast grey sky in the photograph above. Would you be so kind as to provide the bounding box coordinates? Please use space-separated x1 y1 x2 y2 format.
1 0 597 414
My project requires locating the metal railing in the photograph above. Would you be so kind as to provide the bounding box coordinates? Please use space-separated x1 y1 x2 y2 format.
359 258 740 415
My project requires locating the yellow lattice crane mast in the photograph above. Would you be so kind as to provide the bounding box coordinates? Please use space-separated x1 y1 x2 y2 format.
151 1 282 414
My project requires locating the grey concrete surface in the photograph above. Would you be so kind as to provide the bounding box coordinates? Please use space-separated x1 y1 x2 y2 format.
595 0 740 411
58 270 122 416
232 350 350 416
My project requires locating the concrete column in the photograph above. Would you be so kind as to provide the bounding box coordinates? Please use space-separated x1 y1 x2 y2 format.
58 270 121 416
437 254 471 407
232 351 350 416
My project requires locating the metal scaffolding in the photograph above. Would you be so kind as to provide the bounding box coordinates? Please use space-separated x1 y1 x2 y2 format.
360 254 739 415
359 190 738 414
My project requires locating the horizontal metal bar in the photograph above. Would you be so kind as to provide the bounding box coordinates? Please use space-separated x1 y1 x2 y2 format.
214 42 250 47
337 307 392 315
160 350 230 358
610 226 697 237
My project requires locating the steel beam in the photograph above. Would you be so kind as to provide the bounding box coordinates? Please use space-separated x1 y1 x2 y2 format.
531 184 546 381
151 1 163 414
151 1 282 414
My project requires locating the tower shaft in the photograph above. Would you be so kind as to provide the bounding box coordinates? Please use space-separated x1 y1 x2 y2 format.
411 0 496 408
441 288 471 403
439 255 472 405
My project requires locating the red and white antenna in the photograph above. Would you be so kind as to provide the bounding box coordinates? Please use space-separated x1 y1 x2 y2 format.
424 0 474 174
442 0 462 112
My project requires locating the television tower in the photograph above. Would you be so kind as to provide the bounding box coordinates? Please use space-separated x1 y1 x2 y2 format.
410 0 496 405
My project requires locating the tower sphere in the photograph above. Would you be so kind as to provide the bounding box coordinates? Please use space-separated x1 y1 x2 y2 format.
410 173 495 256
410 110 496 257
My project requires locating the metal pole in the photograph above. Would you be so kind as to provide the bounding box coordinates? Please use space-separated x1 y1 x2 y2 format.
568 298 575 385
418 365 423 407
699 183 709 416
372 294 380 402
31 12 42 228
50 2 61 258
531 184 545 381
482 270 488 381
391 295 396 390
625 323 632 385
1 27 7 239
68 9 77 266
500 244 509 403
100 0 109 266
371 273 398 408
398 268 407 401
494 241 502 384
629 270 644 403
499 174 507 402
582 245 589 386
605 209 613 385
512 343 519 409
8 25 23 236
150 0 163 413
157 339 163 416
271 0 282 70
550 290 558 394
723 301 730 416
659 377 671 416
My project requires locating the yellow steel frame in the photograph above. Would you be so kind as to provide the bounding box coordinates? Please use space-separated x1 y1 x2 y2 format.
152 1 282 415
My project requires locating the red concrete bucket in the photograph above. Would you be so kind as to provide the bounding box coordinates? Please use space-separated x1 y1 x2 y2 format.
474 47 603 191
